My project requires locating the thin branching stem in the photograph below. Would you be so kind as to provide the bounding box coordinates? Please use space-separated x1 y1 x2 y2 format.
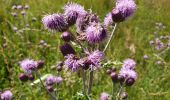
82 70 86 93
87 71 93 95
35 70 56 100
103 23 118 52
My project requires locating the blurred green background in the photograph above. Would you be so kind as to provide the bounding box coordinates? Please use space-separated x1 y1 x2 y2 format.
0 0 170 99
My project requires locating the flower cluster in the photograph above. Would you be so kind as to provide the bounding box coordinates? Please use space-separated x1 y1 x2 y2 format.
106 58 137 99
104 0 136 24
0 90 13 100
19 59 44 82
119 59 137 86
41 0 137 99
45 75 63 92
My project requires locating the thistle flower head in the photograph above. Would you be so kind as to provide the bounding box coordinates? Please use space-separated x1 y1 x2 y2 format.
60 43 76 56
1 90 12 100
104 13 113 27
122 58 136 70
86 22 107 44
87 50 104 70
112 0 136 22
42 14 68 32
100 92 109 100
64 54 84 71
45 75 63 86
64 3 87 26
19 59 37 74
60 31 73 42
76 13 99 33
119 69 137 80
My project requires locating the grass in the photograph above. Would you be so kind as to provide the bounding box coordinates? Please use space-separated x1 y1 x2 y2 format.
0 0 170 99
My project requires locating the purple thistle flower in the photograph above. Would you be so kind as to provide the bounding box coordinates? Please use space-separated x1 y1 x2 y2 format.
143 55 149 59
1 90 12 100
64 54 84 71
85 22 107 44
42 14 68 32
60 31 73 42
112 0 136 22
119 68 137 80
87 50 104 70
55 76 63 84
17 5 23 10
155 39 164 50
45 75 63 86
122 58 136 70
100 92 109 100
19 59 37 74
19 73 28 82
104 13 113 27
76 13 99 33
63 3 87 26
60 43 76 56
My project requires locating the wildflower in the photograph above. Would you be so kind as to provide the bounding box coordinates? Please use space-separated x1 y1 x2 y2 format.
143 55 149 60
100 92 109 100
42 14 68 32
63 3 87 26
112 0 136 22
104 13 113 27
28 74 34 81
55 77 63 84
64 54 84 71
46 86 54 92
87 50 104 70
119 68 137 86
122 59 136 70
1 90 12 100
86 22 107 44
19 59 37 74
119 69 137 81
110 72 118 82
19 73 28 82
45 75 63 86
76 13 99 33
60 43 76 56
17 5 23 10
37 60 44 69
60 31 73 42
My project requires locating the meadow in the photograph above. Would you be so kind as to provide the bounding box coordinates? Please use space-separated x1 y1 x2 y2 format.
0 0 170 99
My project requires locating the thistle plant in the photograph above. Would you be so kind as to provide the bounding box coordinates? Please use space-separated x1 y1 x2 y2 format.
42 0 136 99
14 0 137 99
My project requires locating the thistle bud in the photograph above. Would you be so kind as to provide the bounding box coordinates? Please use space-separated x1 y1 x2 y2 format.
28 74 34 81
125 78 135 86
19 73 28 82
60 43 76 56
60 31 73 42
37 60 44 69
110 72 118 82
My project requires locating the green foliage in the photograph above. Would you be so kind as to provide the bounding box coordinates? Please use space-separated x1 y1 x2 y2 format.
0 0 170 99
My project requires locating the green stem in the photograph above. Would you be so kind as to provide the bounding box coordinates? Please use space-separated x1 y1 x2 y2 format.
35 70 56 100
82 70 86 95
87 71 93 95
112 82 115 100
103 24 117 52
